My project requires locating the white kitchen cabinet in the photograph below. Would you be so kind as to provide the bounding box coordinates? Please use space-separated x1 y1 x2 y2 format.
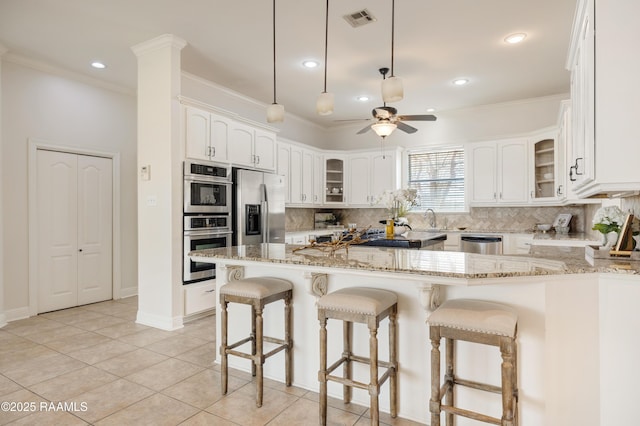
313 154 324 204
228 122 276 171
567 0 640 197
346 149 401 207
503 233 534 255
184 281 216 316
529 129 563 204
324 156 345 205
289 146 314 205
184 105 230 162
468 139 529 206
276 142 291 204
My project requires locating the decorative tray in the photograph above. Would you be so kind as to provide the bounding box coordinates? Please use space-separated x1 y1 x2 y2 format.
585 245 640 261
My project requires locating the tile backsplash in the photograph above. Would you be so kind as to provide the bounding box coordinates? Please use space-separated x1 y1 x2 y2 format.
286 205 589 233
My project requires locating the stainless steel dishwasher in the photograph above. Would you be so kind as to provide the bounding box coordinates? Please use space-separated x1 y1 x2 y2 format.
460 235 503 254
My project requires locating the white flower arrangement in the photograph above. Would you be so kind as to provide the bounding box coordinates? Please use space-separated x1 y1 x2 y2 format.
377 188 418 218
592 205 626 234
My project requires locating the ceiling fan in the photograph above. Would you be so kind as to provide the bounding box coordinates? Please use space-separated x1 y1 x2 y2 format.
355 68 437 137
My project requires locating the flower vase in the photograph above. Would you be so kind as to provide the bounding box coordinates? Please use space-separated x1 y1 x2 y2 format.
394 217 409 236
601 231 619 249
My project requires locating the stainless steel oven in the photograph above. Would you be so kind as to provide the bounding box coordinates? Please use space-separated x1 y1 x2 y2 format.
183 214 232 284
184 160 232 214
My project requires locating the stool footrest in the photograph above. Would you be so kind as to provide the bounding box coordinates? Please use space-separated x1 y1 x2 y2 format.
441 404 501 425
263 343 288 359
226 336 252 351
453 377 502 394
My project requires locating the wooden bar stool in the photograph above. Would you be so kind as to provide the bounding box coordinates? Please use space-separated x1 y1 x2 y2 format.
317 287 398 426
428 299 519 426
219 277 293 407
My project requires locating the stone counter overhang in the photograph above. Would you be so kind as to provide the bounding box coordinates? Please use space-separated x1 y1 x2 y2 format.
190 244 640 282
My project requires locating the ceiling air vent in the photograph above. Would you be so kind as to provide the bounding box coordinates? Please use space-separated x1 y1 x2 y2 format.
343 9 376 28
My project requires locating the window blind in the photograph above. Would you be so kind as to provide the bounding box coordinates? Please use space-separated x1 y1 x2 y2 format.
408 148 465 212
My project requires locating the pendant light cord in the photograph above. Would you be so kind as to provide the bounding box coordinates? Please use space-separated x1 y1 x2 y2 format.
390 0 395 77
272 0 277 104
322 0 329 93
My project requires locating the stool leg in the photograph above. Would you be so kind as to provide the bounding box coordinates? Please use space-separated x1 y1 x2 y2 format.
284 294 292 387
389 307 398 418
500 337 516 426
220 298 229 395
343 320 353 403
445 338 454 426
255 305 264 408
429 327 442 426
319 316 328 426
251 305 257 378
369 326 379 426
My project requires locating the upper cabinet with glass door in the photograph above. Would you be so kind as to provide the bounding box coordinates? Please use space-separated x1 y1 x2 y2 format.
530 131 561 203
324 157 345 204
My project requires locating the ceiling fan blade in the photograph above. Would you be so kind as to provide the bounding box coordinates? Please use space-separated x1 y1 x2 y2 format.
356 124 372 134
396 114 437 121
396 121 418 134
334 118 371 122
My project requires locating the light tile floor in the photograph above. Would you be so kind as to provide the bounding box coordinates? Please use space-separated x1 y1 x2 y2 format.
0 297 423 425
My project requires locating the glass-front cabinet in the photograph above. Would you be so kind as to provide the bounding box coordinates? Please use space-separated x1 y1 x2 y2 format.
532 138 556 199
530 129 562 203
324 157 344 204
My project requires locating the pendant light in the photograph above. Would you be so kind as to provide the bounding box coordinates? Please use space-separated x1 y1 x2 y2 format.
316 0 334 115
381 0 404 103
267 0 285 123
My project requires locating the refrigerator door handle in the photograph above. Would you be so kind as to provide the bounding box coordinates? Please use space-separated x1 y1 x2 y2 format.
261 183 268 244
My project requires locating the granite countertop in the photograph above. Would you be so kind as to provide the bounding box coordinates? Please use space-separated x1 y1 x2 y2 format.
190 243 640 279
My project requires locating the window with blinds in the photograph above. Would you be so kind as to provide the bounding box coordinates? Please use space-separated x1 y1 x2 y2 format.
407 148 465 212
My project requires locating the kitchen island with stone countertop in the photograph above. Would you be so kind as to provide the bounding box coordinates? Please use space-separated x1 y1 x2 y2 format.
190 244 640 425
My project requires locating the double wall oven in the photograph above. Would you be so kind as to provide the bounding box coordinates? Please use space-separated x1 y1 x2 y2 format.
183 160 232 284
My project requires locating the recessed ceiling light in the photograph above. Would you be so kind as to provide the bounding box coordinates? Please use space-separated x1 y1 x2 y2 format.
302 60 319 68
504 33 527 44
453 78 469 86
357 96 369 102
91 61 106 69
426 108 436 112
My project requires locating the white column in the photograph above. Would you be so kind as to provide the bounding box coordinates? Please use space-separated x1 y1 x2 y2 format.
0 44 7 328
131 34 187 330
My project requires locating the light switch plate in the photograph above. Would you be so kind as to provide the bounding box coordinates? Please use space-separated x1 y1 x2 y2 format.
140 165 151 181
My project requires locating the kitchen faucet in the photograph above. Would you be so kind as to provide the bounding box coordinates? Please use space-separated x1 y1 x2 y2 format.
424 208 437 229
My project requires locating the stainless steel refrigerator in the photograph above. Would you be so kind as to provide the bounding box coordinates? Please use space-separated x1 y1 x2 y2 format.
232 168 285 245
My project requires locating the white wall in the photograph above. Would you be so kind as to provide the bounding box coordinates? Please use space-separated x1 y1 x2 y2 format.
1 57 137 319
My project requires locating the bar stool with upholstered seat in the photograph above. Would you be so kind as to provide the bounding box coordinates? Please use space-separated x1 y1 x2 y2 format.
428 299 519 426
219 276 293 407
317 287 398 426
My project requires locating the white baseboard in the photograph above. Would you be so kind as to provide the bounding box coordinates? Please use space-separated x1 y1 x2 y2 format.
136 310 184 331
118 287 138 299
4 306 31 323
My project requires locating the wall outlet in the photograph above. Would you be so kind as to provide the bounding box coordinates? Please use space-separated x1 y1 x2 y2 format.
146 195 157 206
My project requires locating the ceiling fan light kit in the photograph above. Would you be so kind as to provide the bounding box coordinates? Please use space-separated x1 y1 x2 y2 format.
371 121 397 138
266 0 284 123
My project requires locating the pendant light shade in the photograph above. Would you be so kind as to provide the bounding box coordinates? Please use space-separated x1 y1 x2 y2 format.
316 92 334 116
382 76 403 103
371 121 397 138
316 0 334 115
267 103 285 123
382 0 403 103
267 0 284 123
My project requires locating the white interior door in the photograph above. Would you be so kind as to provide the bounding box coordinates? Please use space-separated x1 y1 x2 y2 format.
36 150 112 313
